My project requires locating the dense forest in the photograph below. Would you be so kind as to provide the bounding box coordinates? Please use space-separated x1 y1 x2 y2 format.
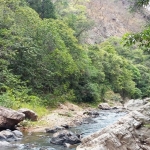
0 0 150 113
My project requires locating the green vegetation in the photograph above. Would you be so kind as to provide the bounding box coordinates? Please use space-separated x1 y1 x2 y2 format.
144 123 150 129
0 0 149 116
124 0 150 54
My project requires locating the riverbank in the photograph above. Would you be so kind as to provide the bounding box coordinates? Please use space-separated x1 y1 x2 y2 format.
24 102 92 133
77 100 150 150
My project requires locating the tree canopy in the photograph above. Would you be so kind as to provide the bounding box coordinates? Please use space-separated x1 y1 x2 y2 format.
0 0 149 111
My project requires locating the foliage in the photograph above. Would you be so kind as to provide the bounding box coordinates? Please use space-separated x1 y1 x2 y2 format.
144 123 150 129
123 0 150 53
88 43 140 101
123 30 150 53
26 0 56 19
54 0 93 42
128 0 149 11
0 0 149 114
107 37 150 98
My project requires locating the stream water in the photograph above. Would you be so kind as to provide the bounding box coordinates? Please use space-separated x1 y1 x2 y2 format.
4 110 125 150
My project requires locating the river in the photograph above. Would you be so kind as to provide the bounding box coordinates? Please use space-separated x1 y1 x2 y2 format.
4 110 125 150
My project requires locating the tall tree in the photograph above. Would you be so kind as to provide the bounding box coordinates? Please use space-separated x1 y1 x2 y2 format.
26 0 56 19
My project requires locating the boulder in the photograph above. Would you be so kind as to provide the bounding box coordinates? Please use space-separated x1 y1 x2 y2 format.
0 106 25 129
0 133 6 141
83 111 99 118
76 102 150 150
124 99 147 111
45 126 65 133
61 124 70 129
0 141 12 147
50 130 81 145
98 103 111 110
0 129 23 142
0 130 17 142
18 108 38 121
0 140 19 149
12 130 23 138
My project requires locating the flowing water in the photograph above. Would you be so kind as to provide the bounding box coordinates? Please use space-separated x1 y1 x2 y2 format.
4 110 125 150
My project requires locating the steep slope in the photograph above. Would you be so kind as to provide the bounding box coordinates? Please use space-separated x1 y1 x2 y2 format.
84 0 150 44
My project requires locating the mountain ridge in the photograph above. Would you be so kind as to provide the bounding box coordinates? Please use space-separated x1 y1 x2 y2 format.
84 0 150 44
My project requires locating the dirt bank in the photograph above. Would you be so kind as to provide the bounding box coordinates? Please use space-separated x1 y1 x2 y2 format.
25 102 91 133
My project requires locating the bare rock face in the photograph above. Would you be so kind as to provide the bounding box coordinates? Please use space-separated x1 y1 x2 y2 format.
98 103 111 110
84 0 150 44
125 98 150 111
0 107 25 129
18 108 38 121
77 102 150 150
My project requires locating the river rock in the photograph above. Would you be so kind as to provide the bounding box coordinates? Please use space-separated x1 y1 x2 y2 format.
0 130 17 142
1 130 21 141
45 126 65 133
76 102 150 150
0 106 25 129
0 129 23 149
0 133 6 141
12 130 23 138
61 124 70 129
124 99 149 111
98 103 111 110
50 130 81 145
0 141 12 147
18 108 38 121
83 111 99 118
0 129 23 143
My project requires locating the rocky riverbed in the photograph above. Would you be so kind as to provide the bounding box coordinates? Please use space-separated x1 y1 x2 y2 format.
0 110 126 150
0 99 150 150
0 102 125 150
77 99 150 150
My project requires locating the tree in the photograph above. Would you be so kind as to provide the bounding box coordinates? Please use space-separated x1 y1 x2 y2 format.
26 0 56 19
128 0 149 10
53 0 93 42
123 0 150 53
107 37 150 98
87 43 140 102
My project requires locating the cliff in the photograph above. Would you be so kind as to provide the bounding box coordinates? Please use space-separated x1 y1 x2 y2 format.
84 0 150 44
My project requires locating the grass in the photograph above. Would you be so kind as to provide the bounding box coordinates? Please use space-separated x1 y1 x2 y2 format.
19 103 49 118
144 123 150 129
58 112 73 117
19 119 49 128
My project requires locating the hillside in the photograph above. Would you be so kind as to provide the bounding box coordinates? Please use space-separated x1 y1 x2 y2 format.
0 0 150 116
84 0 150 44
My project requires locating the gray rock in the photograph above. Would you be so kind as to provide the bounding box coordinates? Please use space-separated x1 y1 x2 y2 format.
83 111 99 117
0 141 12 147
98 103 111 110
0 129 23 143
50 130 81 145
61 124 70 129
0 133 6 141
45 126 64 133
77 101 150 150
124 99 149 111
12 130 23 138
0 130 17 142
